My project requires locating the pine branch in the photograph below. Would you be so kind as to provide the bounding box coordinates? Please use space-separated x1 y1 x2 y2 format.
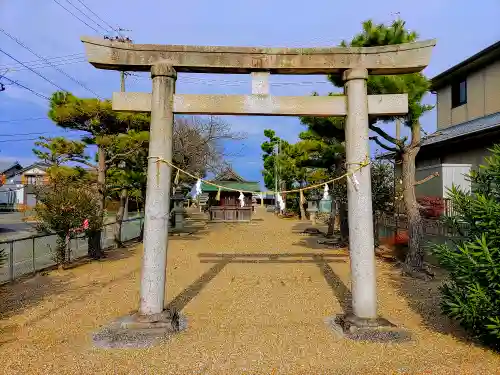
369 136 398 153
72 158 97 170
106 145 143 165
369 124 402 148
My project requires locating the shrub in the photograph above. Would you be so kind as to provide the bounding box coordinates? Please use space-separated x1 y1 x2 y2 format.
417 196 445 218
34 176 102 266
431 145 500 350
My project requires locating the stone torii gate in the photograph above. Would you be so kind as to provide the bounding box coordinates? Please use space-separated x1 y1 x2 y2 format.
82 36 434 344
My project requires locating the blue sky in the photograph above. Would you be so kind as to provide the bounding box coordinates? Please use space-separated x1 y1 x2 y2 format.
1 0 499 186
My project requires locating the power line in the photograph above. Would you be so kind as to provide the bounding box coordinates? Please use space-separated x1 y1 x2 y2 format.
61 0 110 33
0 133 86 143
0 117 47 123
0 47 68 92
52 0 100 33
0 53 85 70
0 53 84 68
0 28 102 98
0 137 51 143
4 57 86 72
0 76 49 100
73 0 122 36
0 131 70 137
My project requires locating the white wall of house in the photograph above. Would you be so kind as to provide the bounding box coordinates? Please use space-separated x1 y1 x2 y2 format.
0 184 24 205
414 163 471 198
442 164 472 197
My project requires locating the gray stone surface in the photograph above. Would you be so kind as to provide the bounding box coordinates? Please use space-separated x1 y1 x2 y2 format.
111 92 409 117
92 313 187 349
82 36 435 75
343 68 378 319
325 314 412 343
139 64 176 315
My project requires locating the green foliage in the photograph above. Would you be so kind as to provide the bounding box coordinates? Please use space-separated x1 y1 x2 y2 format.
431 145 500 349
261 129 303 191
48 91 149 136
33 137 89 166
371 158 394 213
34 178 103 265
328 19 433 136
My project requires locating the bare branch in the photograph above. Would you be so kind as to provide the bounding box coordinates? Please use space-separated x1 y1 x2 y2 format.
414 172 439 186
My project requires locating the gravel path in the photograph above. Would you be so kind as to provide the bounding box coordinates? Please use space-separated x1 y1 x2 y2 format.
0 208 498 374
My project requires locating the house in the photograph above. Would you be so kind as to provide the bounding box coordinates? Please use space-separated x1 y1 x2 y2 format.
0 161 23 210
390 40 500 200
0 162 49 209
200 168 261 222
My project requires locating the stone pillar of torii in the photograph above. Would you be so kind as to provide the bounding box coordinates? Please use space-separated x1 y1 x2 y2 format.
82 36 435 346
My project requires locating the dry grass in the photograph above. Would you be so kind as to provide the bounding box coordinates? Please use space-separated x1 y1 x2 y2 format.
0 208 499 375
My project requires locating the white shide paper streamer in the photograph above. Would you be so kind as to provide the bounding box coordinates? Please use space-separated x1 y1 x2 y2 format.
323 183 329 200
195 179 202 197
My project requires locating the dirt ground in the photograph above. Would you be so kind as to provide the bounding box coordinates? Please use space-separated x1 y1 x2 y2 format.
0 208 499 375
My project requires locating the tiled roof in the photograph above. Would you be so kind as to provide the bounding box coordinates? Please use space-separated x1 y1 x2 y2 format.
214 168 244 182
201 181 261 192
0 160 21 173
421 111 500 147
376 111 500 160
18 162 51 174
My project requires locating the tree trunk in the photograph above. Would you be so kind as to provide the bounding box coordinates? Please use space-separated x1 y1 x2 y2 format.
299 187 307 220
139 188 146 242
299 202 306 220
373 213 379 248
123 195 129 220
114 188 128 247
88 145 106 259
339 202 349 242
87 231 102 259
402 146 424 267
327 199 336 236
401 124 431 277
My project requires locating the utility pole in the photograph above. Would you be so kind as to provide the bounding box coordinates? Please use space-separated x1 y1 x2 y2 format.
395 117 401 141
120 71 126 92
279 138 286 213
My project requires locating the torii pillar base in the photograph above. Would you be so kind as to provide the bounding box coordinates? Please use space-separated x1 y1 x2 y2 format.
325 314 412 343
92 310 187 349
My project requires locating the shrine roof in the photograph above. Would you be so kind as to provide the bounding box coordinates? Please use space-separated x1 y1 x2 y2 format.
201 181 261 193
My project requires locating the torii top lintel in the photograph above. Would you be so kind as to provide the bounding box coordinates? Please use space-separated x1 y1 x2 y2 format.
81 36 435 75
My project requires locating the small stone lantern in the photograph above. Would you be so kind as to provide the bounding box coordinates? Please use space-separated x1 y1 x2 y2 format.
171 188 186 230
307 193 320 225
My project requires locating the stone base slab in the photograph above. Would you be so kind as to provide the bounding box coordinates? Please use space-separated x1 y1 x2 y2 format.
92 310 187 349
325 314 412 343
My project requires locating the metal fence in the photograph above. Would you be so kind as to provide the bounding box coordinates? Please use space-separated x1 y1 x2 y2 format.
376 212 469 259
0 216 143 284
